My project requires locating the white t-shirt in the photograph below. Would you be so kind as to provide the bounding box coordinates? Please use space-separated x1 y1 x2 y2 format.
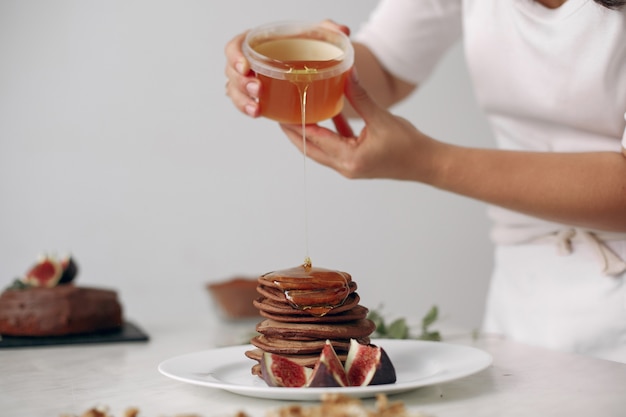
355 0 626 361
355 0 626 270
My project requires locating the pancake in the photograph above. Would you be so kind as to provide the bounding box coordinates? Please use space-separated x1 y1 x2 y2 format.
259 266 353 314
251 335 361 355
258 303 369 323
253 293 361 317
246 264 378 378
256 281 357 304
251 364 262 376
256 318 376 340
259 266 352 290
251 334 371 354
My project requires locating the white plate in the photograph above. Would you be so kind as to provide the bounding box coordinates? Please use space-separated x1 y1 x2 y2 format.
158 339 492 400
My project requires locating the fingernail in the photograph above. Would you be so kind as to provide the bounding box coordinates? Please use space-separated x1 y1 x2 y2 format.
246 82 259 97
235 60 246 75
244 103 257 117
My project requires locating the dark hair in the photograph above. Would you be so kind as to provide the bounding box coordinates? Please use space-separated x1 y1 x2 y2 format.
593 0 626 8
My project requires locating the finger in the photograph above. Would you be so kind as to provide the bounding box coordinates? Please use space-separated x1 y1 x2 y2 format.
283 123 367 179
225 89 259 118
331 113 354 138
280 124 337 169
281 124 320 157
224 32 251 76
224 31 260 117
319 19 350 36
225 63 260 97
223 31 260 103
225 69 260 117
224 63 258 94
344 67 380 124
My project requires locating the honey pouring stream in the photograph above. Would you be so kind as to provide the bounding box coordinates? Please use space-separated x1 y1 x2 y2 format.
297 81 312 270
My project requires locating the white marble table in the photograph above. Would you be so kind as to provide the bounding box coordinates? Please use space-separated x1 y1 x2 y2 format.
1 305 625 417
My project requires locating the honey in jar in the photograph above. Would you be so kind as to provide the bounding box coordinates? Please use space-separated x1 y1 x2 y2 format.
243 22 354 124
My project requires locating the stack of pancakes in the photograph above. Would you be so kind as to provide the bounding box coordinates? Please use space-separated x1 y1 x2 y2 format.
245 264 376 375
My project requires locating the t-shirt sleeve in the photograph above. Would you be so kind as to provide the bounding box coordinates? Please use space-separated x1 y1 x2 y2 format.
353 0 463 85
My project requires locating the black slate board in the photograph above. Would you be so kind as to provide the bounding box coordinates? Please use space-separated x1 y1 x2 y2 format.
0 321 149 348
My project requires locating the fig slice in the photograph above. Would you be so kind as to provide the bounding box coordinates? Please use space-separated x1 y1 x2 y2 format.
344 339 397 386
260 351 312 387
59 255 78 284
307 340 349 387
23 255 64 288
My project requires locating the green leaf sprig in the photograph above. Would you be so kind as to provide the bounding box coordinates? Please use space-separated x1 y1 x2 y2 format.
368 305 442 342
5 278 30 291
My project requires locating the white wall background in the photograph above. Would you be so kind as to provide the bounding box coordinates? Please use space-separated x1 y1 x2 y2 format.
0 1 495 331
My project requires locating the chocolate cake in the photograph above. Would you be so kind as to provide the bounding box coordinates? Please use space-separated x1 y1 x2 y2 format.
0 254 123 337
0 285 122 336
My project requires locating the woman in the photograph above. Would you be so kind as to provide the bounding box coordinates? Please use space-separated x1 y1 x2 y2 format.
225 0 626 362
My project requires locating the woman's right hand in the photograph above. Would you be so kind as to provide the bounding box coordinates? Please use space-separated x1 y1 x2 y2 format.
280 69 443 183
224 31 261 118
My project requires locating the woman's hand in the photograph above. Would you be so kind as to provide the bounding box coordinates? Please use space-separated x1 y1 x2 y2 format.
227 26 626 233
280 69 445 183
224 31 260 118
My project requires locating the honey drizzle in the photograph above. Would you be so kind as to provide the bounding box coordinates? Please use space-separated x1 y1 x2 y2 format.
273 60 349 316
265 265 351 317
297 81 311 271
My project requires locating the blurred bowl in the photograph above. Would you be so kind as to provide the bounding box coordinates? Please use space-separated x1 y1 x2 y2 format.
207 277 260 320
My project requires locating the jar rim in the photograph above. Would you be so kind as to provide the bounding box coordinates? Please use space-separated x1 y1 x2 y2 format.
242 21 354 81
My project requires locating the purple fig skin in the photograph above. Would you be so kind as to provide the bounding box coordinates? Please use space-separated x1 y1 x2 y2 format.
345 339 396 386
369 346 397 385
307 341 349 387
307 361 344 387
260 351 311 387
59 256 78 284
